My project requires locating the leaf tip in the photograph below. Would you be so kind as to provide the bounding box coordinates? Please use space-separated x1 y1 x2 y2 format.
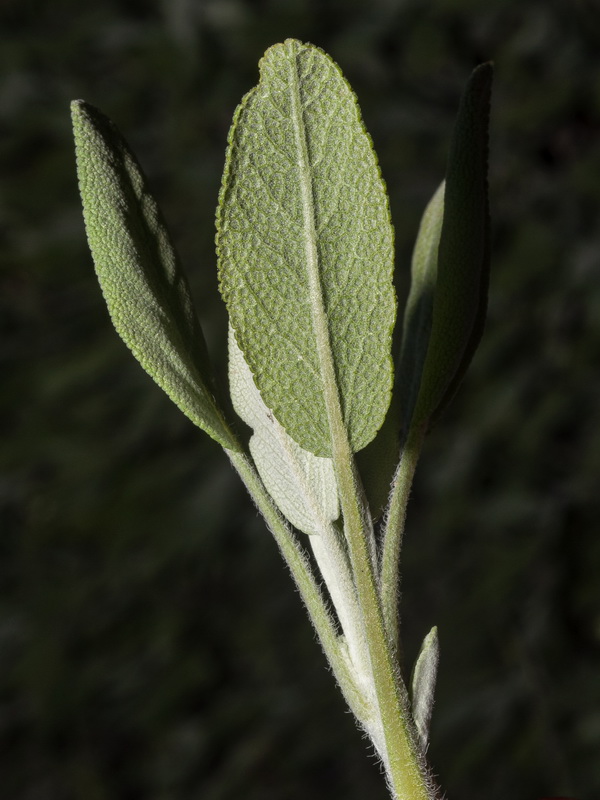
70 99 86 133
70 99 93 128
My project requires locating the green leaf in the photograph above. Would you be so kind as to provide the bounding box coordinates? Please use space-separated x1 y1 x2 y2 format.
398 182 445 435
71 100 239 451
410 626 439 750
407 63 492 431
217 39 396 458
229 326 339 534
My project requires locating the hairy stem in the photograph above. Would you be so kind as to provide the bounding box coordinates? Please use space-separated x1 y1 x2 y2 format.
381 423 427 654
226 448 369 723
287 39 432 800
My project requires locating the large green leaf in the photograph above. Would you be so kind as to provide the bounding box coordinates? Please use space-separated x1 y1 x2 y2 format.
405 63 492 432
217 39 396 458
71 101 239 451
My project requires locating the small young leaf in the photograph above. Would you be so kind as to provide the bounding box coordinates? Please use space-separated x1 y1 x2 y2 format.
71 101 239 451
217 39 396 457
407 63 492 431
397 182 444 434
229 327 339 534
410 626 439 750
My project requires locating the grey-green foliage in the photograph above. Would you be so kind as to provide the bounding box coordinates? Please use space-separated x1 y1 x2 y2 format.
71 101 239 451
72 40 491 800
217 39 396 458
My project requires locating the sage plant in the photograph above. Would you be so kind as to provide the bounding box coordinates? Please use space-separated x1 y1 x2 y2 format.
72 39 491 800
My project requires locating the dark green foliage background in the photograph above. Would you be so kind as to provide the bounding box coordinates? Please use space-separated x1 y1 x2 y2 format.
2 1 599 798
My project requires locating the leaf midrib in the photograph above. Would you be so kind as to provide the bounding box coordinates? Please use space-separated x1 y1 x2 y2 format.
287 41 342 457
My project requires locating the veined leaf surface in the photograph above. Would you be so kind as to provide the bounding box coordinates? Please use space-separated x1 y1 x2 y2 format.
71 101 239 451
217 39 396 457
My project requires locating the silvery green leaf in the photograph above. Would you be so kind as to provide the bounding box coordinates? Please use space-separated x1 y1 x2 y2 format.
71 101 239 451
228 326 339 534
411 626 439 751
407 63 492 431
217 39 396 457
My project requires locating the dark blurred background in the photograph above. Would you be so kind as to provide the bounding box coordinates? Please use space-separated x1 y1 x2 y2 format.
2 0 600 798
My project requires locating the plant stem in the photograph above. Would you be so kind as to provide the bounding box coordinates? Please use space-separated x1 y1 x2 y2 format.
287 40 433 798
332 438 431 799
380 423 426 654
226 447 369 723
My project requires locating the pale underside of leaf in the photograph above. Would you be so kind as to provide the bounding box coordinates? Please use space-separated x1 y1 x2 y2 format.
228 325 339 534
71 101 238 451
217 39 396 457
411 626 439 751
229 328 386 755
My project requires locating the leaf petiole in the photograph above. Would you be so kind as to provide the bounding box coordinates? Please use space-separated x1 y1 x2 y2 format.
225 447 370 724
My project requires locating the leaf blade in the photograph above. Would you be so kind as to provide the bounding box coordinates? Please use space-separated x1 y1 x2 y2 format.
410 626 439 750
398 181 445 434
408 63 493 431
71 100 239 451
217 39 396 457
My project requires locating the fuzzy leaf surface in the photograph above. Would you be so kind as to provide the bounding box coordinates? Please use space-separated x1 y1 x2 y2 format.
217 39 395 457
229 327 339 534
71 101 238 450
411 626 439 750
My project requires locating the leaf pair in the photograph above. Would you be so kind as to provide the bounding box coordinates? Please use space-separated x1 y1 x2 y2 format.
72 42 491 477
72 41 398 468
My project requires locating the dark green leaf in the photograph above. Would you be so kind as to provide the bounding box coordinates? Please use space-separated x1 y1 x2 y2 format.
405 63 493 432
